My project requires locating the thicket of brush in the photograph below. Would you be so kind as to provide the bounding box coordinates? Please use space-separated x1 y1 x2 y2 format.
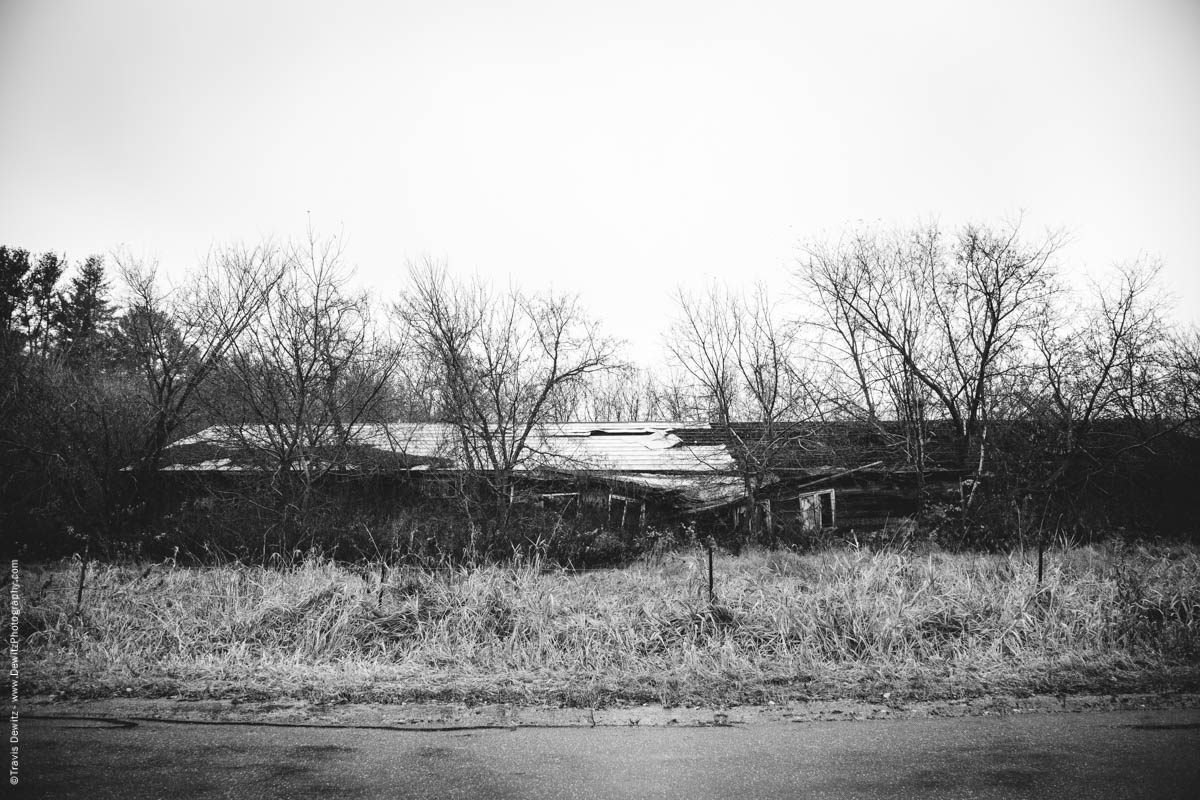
21 542 1200 707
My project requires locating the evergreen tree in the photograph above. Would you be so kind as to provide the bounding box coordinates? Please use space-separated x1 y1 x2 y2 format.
55 255 115 368
24 252 66 356
0 246 32 355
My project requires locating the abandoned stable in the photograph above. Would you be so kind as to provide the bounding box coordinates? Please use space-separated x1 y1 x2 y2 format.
154 420 970 547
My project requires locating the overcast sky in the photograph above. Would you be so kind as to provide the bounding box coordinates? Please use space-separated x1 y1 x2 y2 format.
2 0 1198 363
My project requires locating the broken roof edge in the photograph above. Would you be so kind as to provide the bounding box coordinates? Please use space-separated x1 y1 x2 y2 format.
157 420 981 475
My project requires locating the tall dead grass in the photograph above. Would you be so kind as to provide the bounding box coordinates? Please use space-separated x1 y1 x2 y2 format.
21 543 1200 706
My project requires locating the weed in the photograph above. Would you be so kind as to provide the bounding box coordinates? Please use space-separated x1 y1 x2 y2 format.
22 543 1200 706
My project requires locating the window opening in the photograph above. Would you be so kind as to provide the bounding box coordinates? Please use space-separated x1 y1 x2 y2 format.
798 489 835 530
607 493 644 533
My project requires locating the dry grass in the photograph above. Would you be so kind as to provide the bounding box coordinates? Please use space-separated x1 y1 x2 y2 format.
21 543 1200 707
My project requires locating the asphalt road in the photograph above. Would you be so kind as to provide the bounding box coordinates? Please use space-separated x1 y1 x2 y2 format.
18 709 1200 799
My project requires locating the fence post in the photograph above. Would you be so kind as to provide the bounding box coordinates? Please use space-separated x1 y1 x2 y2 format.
1037 536 1045 584
707 538 715 603
75 531 91 615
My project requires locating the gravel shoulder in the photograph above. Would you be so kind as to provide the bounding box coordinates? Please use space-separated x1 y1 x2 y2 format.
24 691 1200 730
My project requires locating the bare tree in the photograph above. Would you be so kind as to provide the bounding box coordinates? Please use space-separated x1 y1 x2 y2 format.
799 219 1062 494
217 232 400 551
1027 259 1175 502
1163 327 1200 425
1035 261 1163 434
667 281 812 540
394 259 617 548
642 369 707 422
112 244 284 475
567 365 662 422
801 259 888 424
569 365 707 422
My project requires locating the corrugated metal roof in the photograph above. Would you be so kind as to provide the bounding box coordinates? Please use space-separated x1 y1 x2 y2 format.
159 419 984 475
161 422 739 473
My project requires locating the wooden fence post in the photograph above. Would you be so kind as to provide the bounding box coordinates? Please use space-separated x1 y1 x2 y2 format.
707 539 715 603
1037 536 1045 585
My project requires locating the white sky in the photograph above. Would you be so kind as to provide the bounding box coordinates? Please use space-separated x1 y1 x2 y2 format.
2 0 1198 364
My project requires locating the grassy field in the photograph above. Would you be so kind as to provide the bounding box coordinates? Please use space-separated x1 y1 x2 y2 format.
20 543 1200 707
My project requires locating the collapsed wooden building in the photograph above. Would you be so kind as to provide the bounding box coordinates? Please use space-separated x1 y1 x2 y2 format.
156 420 971 544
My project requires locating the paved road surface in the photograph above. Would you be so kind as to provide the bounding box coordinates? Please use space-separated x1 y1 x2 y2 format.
19 709 1200 799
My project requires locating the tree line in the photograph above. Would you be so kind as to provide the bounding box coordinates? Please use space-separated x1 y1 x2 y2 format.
3 218 1197 561
669 220 1198 545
